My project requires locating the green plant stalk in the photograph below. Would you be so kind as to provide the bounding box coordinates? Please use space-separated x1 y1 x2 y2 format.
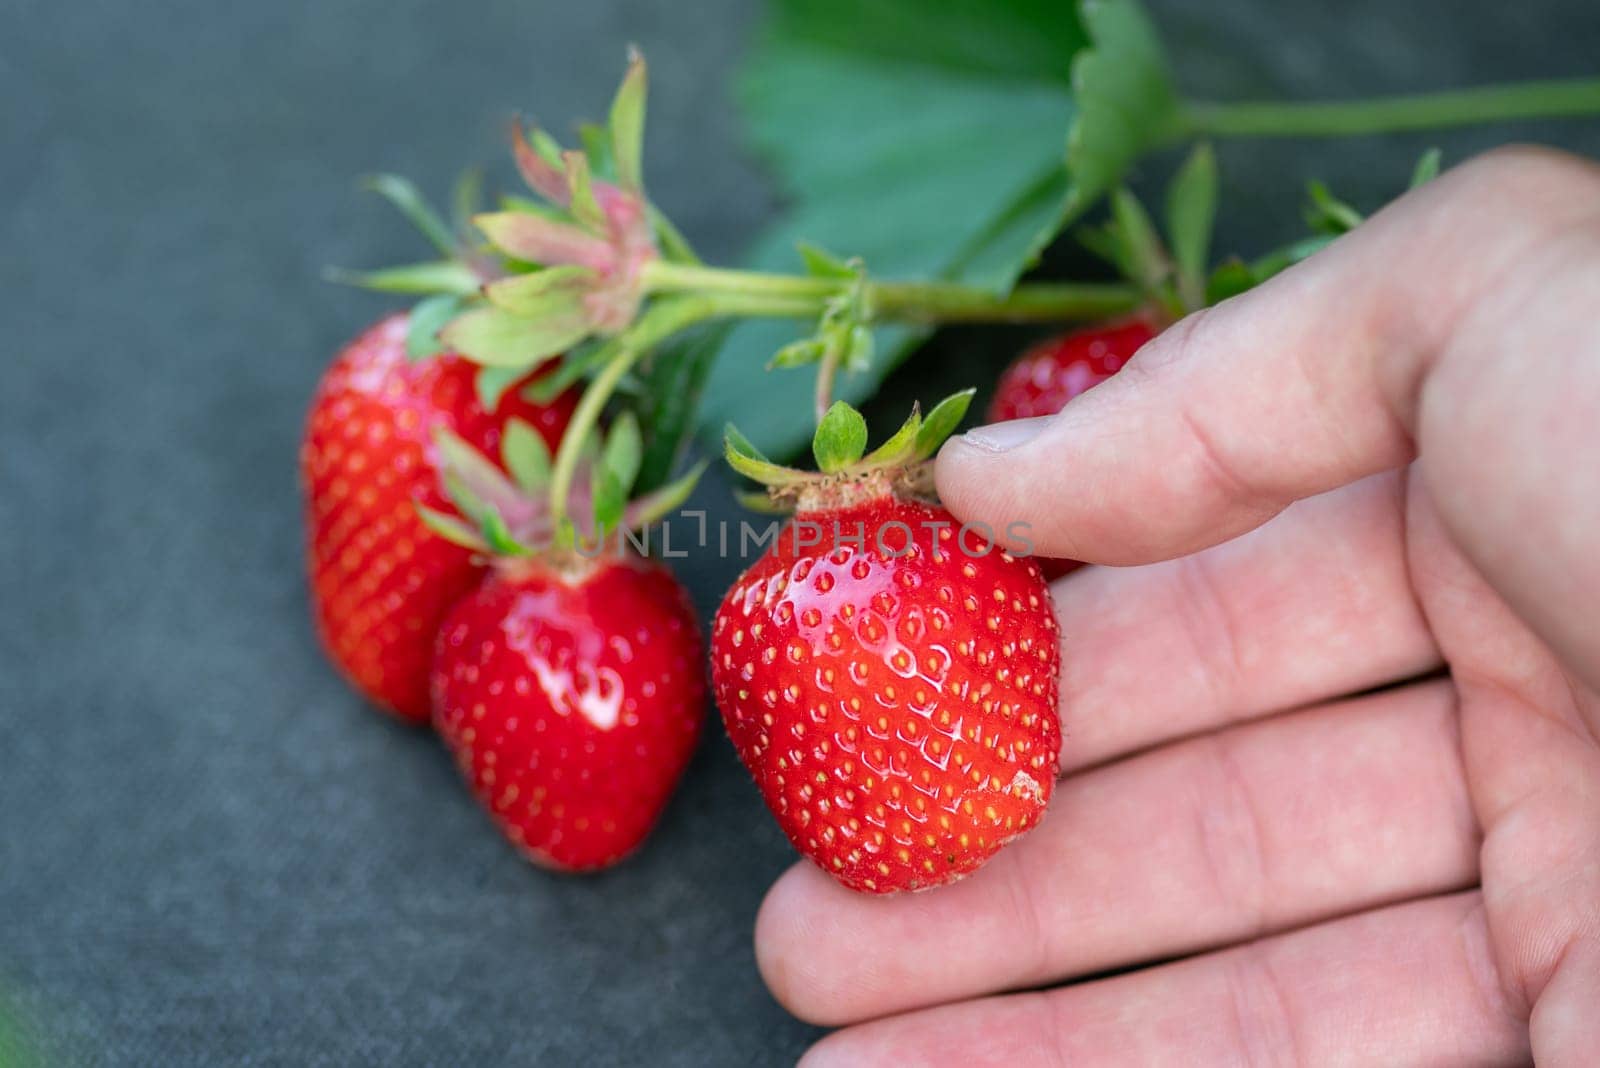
545 292 816 533
1182 77 1600 139
640 262 1142 324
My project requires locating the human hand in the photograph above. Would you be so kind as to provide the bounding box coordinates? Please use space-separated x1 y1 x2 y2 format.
754 147 1600 1067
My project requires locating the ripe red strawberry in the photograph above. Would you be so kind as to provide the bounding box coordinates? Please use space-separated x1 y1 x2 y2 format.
433 555 705 870
300 313 576 722
715 397 1061 893
985 318 1157 423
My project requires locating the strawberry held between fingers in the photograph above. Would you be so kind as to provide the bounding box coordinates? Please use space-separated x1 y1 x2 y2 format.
715 395 1062 893
300 314 576 722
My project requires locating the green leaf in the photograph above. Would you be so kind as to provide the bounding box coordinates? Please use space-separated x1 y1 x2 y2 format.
703 0 1175 457
439 305 591 370
360 174 457 257
501 418 552 494
634 322 729 493
812 401 869 473
913 389 976 460
602 411 644 499
414 502 491 552
482 267 595 316
1409 148 1443 189
1063 0 1179 217
324 261 479 296
1164 142 1217 310
406 294 463 360
451 168 484 236
609 50 648 192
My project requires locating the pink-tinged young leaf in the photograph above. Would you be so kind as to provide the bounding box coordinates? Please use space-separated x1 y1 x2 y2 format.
510 122 570 205
482 266 596 317
472 213 615 272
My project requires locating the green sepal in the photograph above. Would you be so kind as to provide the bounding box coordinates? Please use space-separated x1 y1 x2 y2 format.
912 388 976 461
501 418 552 494
647 205 698 265
627 460 707 527
601 412 644 500
1164 142 1217 312
482 267 596 316
434 427 516 514
725 423 809 487
1305 180 1364 235
796 241 855 279
1109 187 1171 295
359 174 457 257
608 50 648 193
323 261 479 296
564 152 606 233
862 403 921 466
591 466 626 534
521 338 611 404
530 128 566 171
481 507 533 556
1409 148 1443 189
768 337 826 369
841 323 874 374
406 294 463 361
1204 259 1256 305
812 400 868 473
439 305 590 370
724 423 771 464
451 168 484 237
734 489 791 516
414 502 491 553
475 365 524 411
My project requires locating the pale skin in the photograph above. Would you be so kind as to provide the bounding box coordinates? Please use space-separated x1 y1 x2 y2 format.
753 147 1600 1066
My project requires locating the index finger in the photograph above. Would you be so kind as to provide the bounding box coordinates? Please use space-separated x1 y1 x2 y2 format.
936 146 1600 564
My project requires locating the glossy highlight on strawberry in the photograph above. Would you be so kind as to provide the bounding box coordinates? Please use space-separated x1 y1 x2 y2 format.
433 555 705 871
713 492 1061 894
300 314 576 721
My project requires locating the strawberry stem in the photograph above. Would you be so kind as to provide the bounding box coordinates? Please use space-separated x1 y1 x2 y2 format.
640 262 1142 324
1181 77 1600 139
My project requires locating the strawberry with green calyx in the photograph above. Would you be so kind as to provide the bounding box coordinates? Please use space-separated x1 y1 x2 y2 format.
714 394 1063 894
300 313 576 723
419 416 708 871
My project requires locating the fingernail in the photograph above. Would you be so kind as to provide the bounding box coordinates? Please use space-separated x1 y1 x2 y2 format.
959 417 1049 453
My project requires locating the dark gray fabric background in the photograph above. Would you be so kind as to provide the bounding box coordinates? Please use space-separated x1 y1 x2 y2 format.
2 2 1596 1064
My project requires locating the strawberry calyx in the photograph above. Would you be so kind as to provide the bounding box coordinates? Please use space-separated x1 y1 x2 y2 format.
434 52 676 378
415 412 705 572
724 389 975 514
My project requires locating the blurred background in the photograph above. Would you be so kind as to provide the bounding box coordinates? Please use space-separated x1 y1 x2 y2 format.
2 1 1597 1063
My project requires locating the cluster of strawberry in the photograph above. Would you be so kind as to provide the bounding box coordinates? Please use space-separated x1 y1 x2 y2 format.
297 54 1183 894
297 305 1129 888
